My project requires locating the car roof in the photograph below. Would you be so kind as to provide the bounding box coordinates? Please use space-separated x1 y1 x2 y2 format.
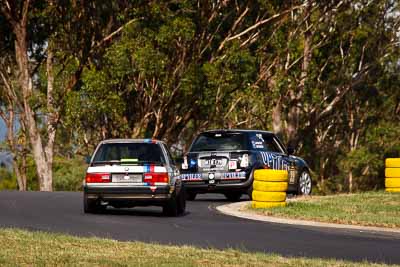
201 129 275 135
100 139 166 145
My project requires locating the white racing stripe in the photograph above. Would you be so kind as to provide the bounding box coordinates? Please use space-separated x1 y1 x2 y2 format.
87 165 167 173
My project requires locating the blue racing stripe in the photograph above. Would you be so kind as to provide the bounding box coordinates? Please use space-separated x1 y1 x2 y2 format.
144 164 150 173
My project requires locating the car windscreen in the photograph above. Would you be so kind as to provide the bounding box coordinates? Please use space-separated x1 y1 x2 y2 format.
190 133 248 152
93 143 166 164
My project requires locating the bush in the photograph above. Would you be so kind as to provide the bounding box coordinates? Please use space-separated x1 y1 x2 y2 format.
0 167 17 190
53 157 87 191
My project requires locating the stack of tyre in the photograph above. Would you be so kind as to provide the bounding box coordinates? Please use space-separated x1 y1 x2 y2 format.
385 158 400 193
252 169 288 208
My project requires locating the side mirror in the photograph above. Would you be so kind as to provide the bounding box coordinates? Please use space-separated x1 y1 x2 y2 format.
85 156 91 164
287 146 295 155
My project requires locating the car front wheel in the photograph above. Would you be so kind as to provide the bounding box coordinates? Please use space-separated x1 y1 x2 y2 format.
297 170 312 195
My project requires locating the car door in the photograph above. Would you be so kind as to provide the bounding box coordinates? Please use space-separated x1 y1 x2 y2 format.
253 133 286 169
160 143 181 184
248 132 295 183
267 134 298 184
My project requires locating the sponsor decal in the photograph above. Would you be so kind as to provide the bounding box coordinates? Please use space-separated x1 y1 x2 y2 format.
252 140 264 149
256 133 265 142
180 173 202 181
228 160 237 170
259 152 289 171
221 171 246 179
250 134 266 149
121 158 138 164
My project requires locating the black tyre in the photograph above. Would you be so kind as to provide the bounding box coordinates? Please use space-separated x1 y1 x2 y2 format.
224 192 242 202
247 185 253 200
83 193 97 213
186 192 197 201
297 169 312 195
163 192 179 217
177 186 186 215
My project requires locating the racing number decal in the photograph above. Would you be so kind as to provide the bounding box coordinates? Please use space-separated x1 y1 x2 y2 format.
289 166 297 184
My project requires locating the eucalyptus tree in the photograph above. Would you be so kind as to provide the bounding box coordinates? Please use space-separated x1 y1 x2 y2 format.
0 0 139 190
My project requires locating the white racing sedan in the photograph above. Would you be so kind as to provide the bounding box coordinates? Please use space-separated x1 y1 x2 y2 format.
83 139 185 216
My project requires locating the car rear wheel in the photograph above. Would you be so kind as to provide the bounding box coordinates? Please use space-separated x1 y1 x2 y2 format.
297 170 312 195
163 195 178 217
84 193 100 213
177 186 186 215
163 187 186 217
224 192 242 202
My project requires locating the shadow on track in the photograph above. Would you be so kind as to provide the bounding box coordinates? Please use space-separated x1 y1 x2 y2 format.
90 206 191 218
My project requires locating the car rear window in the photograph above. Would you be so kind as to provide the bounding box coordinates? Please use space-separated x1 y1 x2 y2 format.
93 143 166 164
190 133 248 152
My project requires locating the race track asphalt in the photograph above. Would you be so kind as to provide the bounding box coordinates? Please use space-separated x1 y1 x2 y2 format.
0 191 399 264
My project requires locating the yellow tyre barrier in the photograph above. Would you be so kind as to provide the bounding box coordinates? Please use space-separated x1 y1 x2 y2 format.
386 158 400 168
252 190 286 202
251 201 286 209
385 178 400 188
385 188 400 193
385 168 400 178
254 169 288 182
253 180 288 192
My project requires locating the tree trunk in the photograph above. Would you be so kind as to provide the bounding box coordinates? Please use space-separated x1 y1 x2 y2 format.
348 171 353 193
10 3 54 191
286 1 313 148
272 98 282 136
4 108 27 191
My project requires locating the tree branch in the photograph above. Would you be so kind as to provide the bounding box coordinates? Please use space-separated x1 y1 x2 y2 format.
218 4 305 51
93 17 143 49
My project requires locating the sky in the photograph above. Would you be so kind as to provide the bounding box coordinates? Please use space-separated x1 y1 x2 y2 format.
0 120 5 142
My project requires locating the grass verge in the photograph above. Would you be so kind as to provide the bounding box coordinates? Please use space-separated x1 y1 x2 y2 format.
248 191 400 228
0 228 395 266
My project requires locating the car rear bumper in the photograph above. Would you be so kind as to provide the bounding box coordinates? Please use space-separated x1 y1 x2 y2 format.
182 172 253 193
84 185 172 202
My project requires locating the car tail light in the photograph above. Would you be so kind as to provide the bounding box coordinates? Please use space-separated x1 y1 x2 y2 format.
85 173 111 183
144 172 169 184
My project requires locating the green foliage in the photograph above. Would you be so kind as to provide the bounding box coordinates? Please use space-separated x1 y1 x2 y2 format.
250 191 400 228
0 228 389 267
0 156 87 191
0 168 17 190
53 157 87 191
1 1 399 193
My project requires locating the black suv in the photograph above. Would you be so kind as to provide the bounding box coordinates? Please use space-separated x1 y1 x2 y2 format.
180 129 312 201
